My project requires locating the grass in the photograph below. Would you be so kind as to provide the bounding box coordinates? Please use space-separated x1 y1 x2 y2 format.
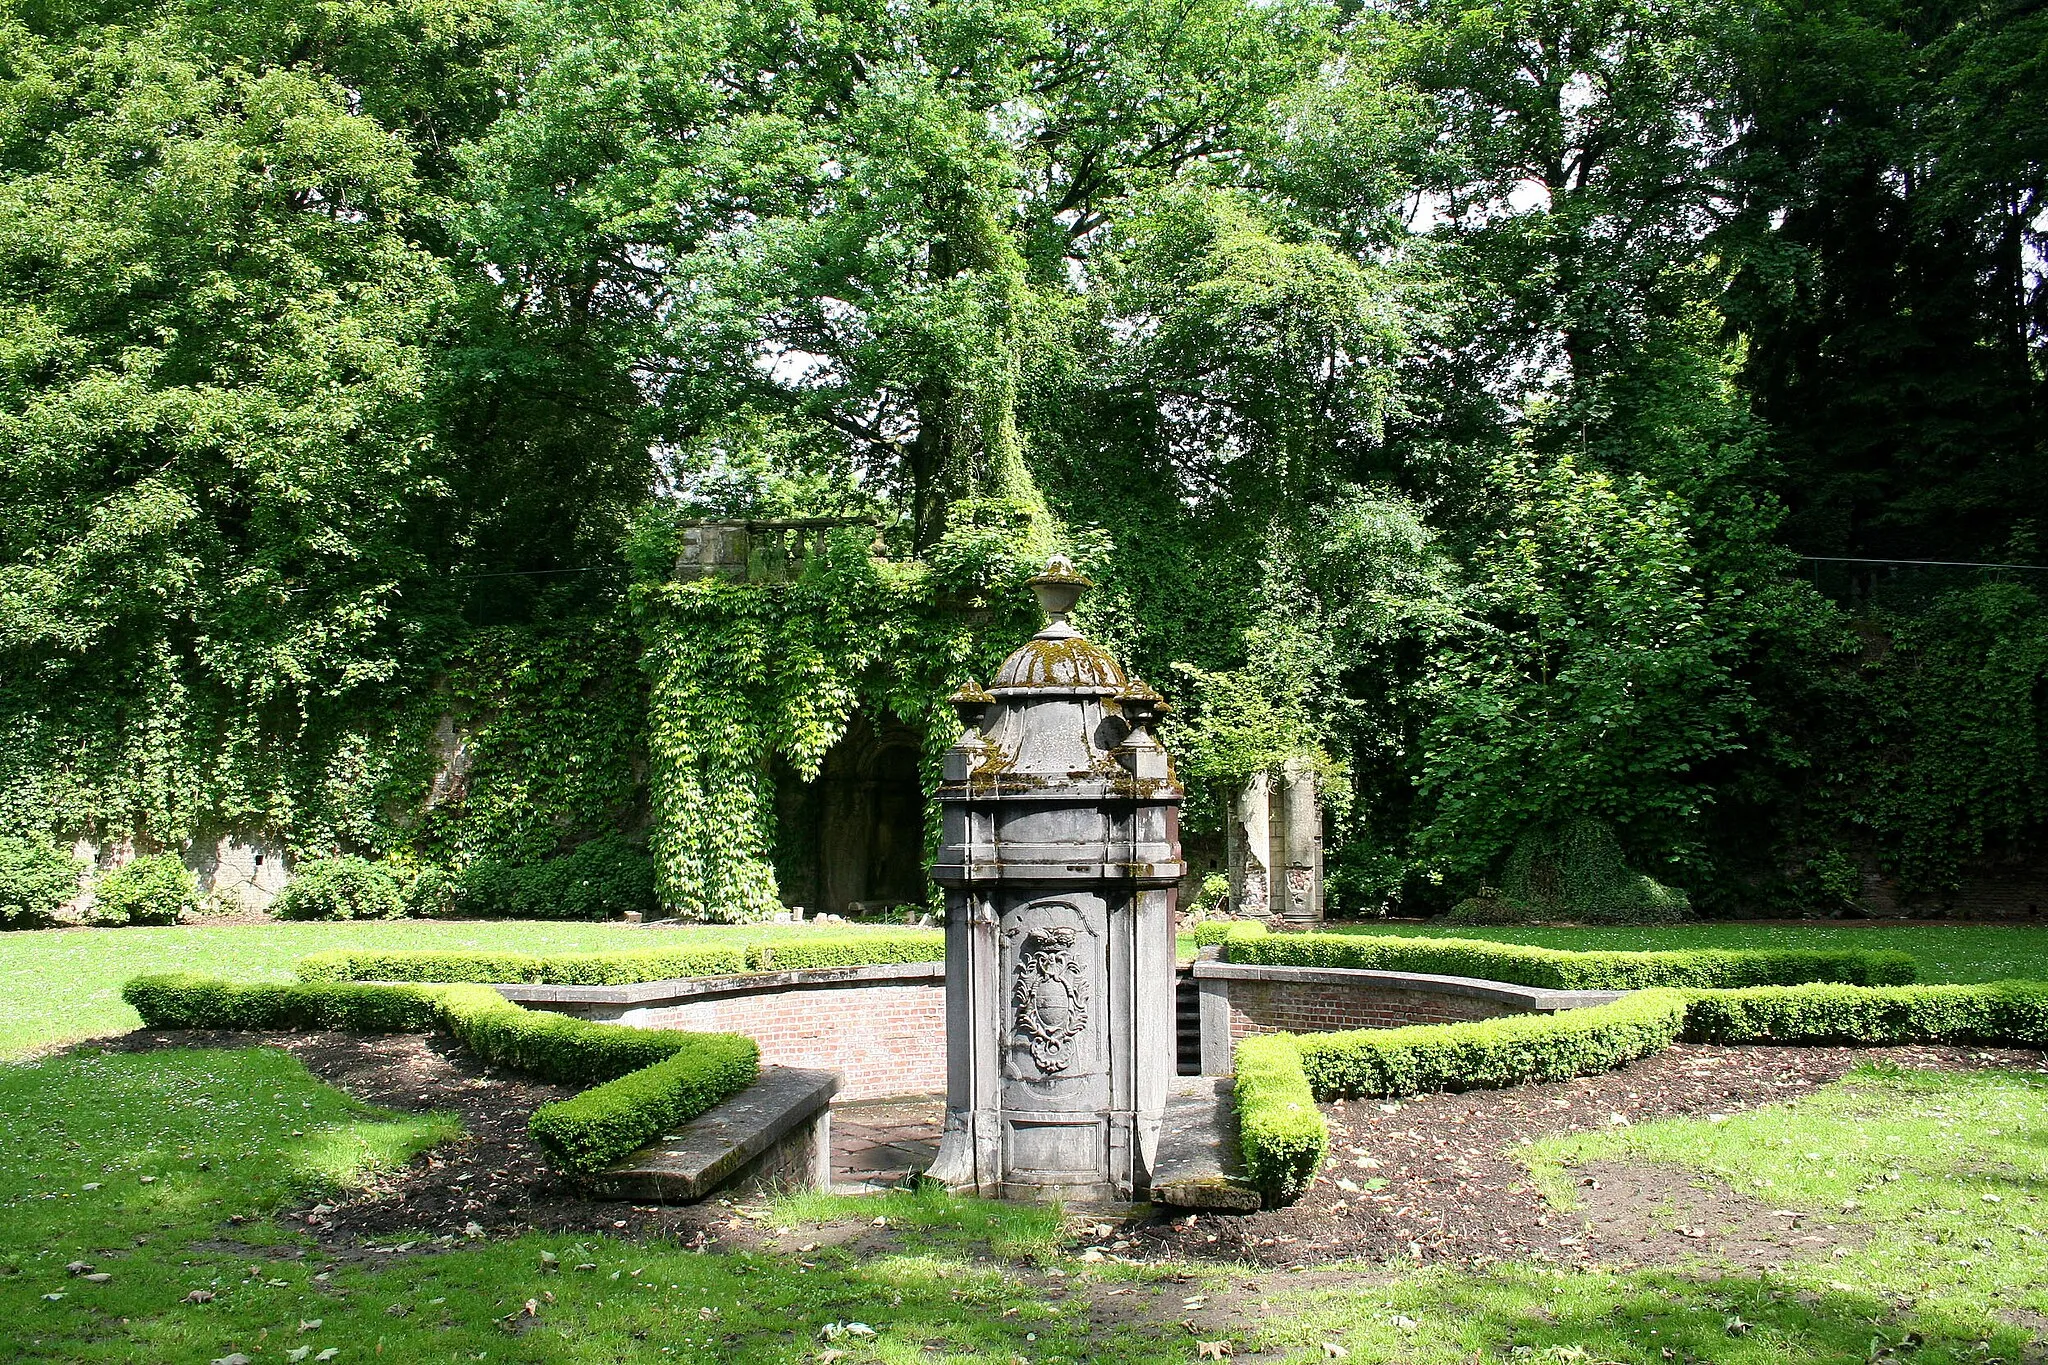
1 1044 1178 1363
4 1039 2046 1359
1333 920 2048 983
0 918 908 1058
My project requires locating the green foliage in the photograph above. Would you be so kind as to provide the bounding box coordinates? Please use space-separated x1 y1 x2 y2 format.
0 834 80 928
634 526 1040 921
1451 818 1690 924
1294 990 1689 1099
1679 981 2048 1046
1232 1033 1327 1203
1221 927 1916 989
122 974 446 1033
272 856 405 922
89 855 196 927
293 932 942 985
528 1038 762 1173
121 972 760 1174
453 836 656 921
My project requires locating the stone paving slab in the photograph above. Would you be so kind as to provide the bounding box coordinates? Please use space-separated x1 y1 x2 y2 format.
832 1095 942 1192
587 1066 838 1203
1151 1076 1260 1210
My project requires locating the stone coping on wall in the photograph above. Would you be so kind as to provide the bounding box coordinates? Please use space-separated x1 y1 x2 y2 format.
474 959 945 1008
1189 958 1626 1014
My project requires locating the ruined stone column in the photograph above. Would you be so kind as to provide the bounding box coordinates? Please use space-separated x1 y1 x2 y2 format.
1279 758 1322 925
927 557 1183 1202
1227 771 1273 919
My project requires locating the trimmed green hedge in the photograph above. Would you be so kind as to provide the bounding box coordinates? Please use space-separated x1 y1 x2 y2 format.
1219 925 1915 990
1233 1034 1327 1205
296 944 752 986
1679 980 2048 1045
122 975 759 1174
1230 976 2048 1204
295 932 945 986
529 1041 761 1172
1294 990 1689 1099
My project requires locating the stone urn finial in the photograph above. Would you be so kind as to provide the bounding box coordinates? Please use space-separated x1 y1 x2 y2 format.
1028 554 1090 629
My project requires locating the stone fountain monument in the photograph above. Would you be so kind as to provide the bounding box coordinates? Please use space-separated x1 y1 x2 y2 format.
926 556 1184 1202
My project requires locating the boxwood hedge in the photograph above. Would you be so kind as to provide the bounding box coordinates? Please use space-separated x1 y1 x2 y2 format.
1233 1034 1327 1204
1217 925 1915 990
294 932 944 986
1230 976 2048 1206
122 974 759 1174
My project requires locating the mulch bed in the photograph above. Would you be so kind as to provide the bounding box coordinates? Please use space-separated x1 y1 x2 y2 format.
101 1029 2046 1275
1129 1042 2048 1270
101 1029 745 1251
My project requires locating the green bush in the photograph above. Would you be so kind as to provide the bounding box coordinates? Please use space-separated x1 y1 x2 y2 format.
746 933 943 971
1233 1034 1327 1204
294 934 946 986
272 856 405 921
1295 990 1689 1099
90 854 197 926
453 837 657 921
1222 929 1915 990
0 834 82 928
529 1036 763 1172
123 975 446 1032
1481 818 1691 924
1679 981 2048 1046
122 973 760 1174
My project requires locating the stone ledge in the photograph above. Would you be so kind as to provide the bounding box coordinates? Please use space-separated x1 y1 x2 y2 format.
482 960 944 1008
1189 959 1625 1014
584 1066 840 1203
1151 1077 1259 1211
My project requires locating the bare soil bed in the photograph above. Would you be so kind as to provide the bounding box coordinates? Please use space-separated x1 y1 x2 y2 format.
102 1029 2045 1277
1132 1042 2047 1271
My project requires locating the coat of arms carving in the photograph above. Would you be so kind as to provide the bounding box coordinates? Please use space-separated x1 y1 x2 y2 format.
1012 925 1088 1073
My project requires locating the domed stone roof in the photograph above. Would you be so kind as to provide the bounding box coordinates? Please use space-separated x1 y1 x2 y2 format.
989 630 1129 691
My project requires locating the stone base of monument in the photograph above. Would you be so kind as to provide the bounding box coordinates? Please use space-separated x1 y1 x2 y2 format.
584 1067 839 1203
1149 1076 1260 1211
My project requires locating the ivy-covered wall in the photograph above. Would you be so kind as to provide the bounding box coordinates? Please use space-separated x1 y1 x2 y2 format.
627 510 1046 922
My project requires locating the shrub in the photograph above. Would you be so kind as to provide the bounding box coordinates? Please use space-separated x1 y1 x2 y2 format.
454 837 657 920
1679 981 2048 1046
272 856 405 921
0 834 82 928
294 934 946 986
1488 818 1691 924
123 975 446 1032
529 1036 763 1172
746 933 943 971
91 854 197 926
1222 929 1915 990
1233 1034 1327 1204
1294 990 1689 1099
122 974 760 1175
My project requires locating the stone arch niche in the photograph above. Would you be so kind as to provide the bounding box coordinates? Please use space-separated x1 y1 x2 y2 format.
772 710 929 916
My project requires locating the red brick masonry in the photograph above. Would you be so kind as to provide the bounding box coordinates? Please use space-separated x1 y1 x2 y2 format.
634 983 945 1100
1224 978 1513 1039
494 963 947 1101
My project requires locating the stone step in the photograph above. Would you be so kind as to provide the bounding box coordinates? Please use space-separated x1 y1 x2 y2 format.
1150 1076 1260 1211
584 1066 839 1203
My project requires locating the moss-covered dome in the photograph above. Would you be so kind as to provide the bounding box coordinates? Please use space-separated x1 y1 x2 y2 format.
989 632 1129 691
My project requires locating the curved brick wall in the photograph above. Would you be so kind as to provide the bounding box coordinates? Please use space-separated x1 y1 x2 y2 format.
497 963 947 1101
1189 958 1625 1074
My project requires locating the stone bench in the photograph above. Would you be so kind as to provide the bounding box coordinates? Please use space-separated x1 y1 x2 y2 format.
1150 1076 1260 1211
583 1066 839 1203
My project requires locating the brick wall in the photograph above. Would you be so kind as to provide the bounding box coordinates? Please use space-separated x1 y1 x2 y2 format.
635 982 946 1100
1225 979 1514 1040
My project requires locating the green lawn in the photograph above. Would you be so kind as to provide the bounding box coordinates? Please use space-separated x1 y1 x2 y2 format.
7 1041 2046 1362
0 919 907 1058
1336 920 2048 983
